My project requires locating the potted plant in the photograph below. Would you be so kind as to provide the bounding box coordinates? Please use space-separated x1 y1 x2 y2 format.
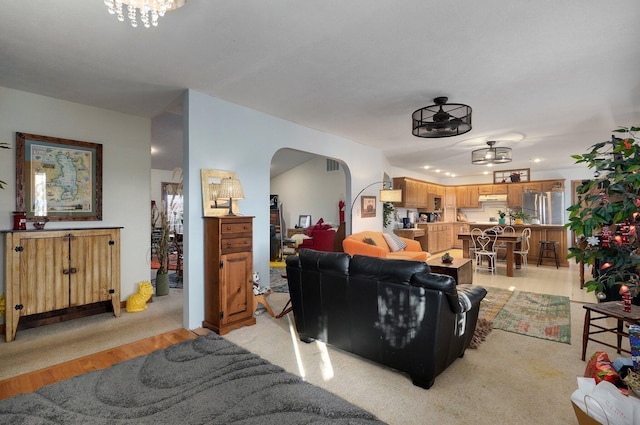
497 210 508 225
510 211 531 225
383 202 395 228
151 168 183 296
566 126 640 302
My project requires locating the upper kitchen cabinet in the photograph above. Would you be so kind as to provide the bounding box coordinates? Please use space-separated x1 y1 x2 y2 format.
507 184 523 208
456 185 479 208
541 180 564 192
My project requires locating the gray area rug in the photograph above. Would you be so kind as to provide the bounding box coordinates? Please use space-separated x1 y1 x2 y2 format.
270 267 289 293
0 333 385 425
151 272 183 289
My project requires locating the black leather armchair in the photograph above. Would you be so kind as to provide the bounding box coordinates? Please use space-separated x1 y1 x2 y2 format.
286 249 487 389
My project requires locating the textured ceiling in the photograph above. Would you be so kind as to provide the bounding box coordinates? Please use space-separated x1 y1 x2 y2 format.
1 1 639 178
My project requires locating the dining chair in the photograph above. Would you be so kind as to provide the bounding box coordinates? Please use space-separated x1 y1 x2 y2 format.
469 227 483 262
513 227 531 272
473 231 498 274
495 225 515 260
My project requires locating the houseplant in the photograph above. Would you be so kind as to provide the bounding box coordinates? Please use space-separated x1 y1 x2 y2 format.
497 210 508 225
151 168 183 296
566 126 640 302
510 211 531 225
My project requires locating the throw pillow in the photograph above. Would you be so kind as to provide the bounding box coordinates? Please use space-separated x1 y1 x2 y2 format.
382 232 407 252
363 237 377 246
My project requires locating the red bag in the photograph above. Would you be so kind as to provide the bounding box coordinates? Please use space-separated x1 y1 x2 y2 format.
585 351 619 384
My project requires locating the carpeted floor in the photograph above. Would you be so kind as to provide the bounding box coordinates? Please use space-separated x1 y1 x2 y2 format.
480 286 571 344
0 333 386 424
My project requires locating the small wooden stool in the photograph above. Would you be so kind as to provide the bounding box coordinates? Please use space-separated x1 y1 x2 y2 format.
537 241 559 268
253 290 275 317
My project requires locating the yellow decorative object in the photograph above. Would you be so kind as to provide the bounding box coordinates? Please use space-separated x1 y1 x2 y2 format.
126 281 154 313
0 294 5 318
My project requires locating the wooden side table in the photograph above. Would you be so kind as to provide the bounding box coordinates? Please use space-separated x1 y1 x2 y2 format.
426 257 473 285
581 301 640 360
254 290 275 317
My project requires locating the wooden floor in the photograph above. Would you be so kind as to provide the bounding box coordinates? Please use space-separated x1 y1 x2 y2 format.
0 328 200 401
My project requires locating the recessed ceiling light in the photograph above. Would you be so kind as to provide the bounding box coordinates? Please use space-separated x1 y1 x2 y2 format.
483 171 489 175
445 172 451 176
423 165 430 169
533 158 542 163
451 174 456 177
435 169 441 173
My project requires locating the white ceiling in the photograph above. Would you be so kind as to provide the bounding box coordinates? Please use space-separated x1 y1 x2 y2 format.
2 1 639 179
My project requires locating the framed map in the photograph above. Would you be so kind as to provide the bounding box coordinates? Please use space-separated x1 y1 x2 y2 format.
16 132 102 221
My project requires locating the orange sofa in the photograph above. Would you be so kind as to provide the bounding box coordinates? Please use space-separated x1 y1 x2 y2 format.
342 231 429 261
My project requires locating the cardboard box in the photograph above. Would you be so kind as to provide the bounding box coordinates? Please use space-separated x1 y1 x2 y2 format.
571 401 604 425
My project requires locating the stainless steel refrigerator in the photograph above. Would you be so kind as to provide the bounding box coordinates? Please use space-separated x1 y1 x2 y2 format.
522 192 565 225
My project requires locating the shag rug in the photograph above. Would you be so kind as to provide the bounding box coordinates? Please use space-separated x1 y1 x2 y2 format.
479 287 571 344
0 333 385 425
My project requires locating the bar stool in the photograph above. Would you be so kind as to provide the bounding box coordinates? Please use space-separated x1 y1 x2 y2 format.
537 241 559 268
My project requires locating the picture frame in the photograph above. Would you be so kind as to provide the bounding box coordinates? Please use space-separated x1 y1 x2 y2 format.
298 215 311 228
200 169 240 216
16 132 102 221
361 196 376 218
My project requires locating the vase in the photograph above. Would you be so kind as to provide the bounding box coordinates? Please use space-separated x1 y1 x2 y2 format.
156 271 170 296
498 218 506 224
515 218 524 225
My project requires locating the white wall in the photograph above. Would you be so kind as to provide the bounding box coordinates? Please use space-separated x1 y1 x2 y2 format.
270 155 346 228
0 87 152 324
183 89 387 329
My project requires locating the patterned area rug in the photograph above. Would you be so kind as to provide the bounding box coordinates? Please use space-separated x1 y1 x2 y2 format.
0 333 385 424
479 287 571 344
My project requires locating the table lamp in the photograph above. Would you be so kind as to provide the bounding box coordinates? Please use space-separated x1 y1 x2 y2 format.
217 177 244 216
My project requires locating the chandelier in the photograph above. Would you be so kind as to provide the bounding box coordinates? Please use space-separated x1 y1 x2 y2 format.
471 141 512 165
104 0 186 28
412 97 472 138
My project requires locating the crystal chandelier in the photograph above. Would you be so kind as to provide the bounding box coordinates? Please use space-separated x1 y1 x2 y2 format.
104 0 186 28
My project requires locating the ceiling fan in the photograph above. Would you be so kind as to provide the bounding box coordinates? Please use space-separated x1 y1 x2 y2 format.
412 97 472 138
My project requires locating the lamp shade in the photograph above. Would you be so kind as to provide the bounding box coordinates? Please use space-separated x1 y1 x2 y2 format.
217 177 244 216
379 189 402 203
217 177 244 200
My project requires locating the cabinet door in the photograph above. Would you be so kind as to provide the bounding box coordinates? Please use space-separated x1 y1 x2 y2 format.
70 233 115 306
541 180 565 192
445 186 456 209
507 184 523 208
478 185 493 195
493 184 508 194
456 186 468 208
466 186 479 208
221 252 253 325
17 235 70 315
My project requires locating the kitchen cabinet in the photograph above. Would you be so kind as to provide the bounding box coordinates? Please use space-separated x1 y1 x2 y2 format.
203 216 256 335
541 180 564 192
444 186 456 209
421 223 453 254
453 223 470 249
507 184 523 208
456 186 479 208
521 182 542 193
3 227 121 342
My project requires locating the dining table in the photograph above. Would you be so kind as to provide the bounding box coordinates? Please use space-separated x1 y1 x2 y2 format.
457 232 522 277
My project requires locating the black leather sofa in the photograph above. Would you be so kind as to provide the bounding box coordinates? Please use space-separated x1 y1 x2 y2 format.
285 249 487 389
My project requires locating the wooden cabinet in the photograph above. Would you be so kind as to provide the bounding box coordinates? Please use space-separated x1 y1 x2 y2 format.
507 184 523 208
493 184 508 194
456 186 479 208
444 186 456 209
422 223 453 253
453 223 470 249
3 227 121 342
541 180 564 192
203 216 255 335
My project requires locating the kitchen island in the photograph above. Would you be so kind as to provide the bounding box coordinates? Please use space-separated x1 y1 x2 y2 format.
465 223 569 267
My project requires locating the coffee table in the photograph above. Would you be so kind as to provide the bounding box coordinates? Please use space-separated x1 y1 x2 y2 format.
581 301 640 361
426 257 473 285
